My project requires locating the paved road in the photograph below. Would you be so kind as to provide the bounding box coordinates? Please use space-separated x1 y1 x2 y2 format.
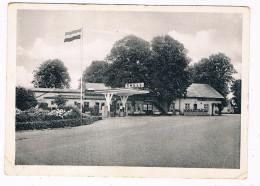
15 115 241 168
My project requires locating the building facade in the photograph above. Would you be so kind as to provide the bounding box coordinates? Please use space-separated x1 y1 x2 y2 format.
174 84 224 115
30 83 224 116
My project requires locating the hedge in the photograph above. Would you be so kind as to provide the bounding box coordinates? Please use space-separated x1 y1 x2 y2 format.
16 117 102 131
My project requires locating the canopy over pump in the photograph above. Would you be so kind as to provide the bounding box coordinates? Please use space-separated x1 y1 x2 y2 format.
94 88 149 117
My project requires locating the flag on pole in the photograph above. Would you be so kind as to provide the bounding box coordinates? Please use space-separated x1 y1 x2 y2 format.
64 28 82 42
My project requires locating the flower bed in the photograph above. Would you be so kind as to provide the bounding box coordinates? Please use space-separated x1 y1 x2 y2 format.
15 107 102 131
16 117 102 131
15 107 81 122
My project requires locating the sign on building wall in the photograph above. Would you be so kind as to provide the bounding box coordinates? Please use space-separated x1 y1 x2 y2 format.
125 82 144 89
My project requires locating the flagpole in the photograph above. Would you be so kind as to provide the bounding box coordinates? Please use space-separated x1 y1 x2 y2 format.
80 27 83 119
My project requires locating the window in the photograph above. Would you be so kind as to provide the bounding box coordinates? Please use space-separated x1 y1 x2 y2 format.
95 102 100 109
51 101 54 105
204 104 209 111
127 104 131 111
148 104 153 111
185 103 190 110
193 104 197 110
74 101 77 106
83 102 89 112
84 102 89 109
138 104 142 111
101 103 105 110
135 104 138 111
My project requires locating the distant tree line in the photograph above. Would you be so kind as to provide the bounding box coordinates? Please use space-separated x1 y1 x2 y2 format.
16 34 241 112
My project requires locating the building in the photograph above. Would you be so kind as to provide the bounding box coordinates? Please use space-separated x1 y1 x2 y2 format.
30 83 224 116
174 83 224 116
30 83 108 114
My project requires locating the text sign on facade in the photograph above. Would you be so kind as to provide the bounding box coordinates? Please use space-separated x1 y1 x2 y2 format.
125 82 144 89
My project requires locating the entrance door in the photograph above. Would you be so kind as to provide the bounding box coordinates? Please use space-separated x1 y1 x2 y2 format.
193 104 197 110
143 103 153 115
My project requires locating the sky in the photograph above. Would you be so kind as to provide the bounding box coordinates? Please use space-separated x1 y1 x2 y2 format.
16 10 242 89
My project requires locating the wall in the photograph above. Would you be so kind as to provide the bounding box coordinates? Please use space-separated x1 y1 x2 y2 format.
174 98 222 115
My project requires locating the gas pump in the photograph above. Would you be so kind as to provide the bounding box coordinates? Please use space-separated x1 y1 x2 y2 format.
119 104 126 117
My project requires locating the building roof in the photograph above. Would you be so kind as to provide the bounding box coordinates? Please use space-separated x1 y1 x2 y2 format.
30 83 223 99
30 83 109 93
186 83 224 99
44 95 81 99
29 87 80 93
85 83 109 90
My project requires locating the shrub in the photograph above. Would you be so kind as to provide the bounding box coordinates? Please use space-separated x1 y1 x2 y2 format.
59 105 74 111
16 86 38 111
16 108 50 122
16 111 31 122
82 112 90 118
47 109 66 119
53 95 68 107
64 107 81 119
16 117 102 131
45 114 63 121
38 102 49 110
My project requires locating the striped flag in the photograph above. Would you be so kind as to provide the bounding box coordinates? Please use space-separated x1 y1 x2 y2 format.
64 28 81 42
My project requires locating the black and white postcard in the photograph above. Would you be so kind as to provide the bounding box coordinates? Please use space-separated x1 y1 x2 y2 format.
5 4 249 178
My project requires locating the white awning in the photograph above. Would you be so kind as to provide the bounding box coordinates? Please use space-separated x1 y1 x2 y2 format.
94 88 149 96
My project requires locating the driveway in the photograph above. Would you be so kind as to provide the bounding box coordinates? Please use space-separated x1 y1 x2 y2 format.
15 114 241 168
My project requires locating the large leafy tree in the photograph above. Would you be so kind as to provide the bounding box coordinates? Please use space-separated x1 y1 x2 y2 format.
32 59 71 88
231 79 241 113
105 35 151 87
189 53 236 100
147 35 191 110
16 86 38 111
82 60 109 84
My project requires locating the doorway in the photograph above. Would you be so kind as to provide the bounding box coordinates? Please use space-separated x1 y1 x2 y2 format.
193 103 197 110
143 102 153 115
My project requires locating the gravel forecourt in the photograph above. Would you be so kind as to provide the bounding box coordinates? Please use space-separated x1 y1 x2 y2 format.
15 114 241 168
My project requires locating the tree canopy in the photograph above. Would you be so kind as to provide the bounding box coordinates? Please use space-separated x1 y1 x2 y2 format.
147 35 191 108
32 59 71 89
105 35 151 87
231 79 241 113
16 86 38 111
189 53 236 99
53 95 68 108
82 60 109 84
